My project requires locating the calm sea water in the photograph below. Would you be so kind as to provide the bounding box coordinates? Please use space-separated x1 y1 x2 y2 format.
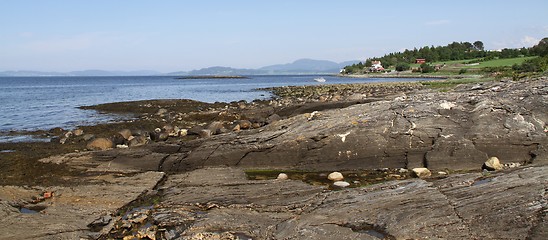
0 75 426 142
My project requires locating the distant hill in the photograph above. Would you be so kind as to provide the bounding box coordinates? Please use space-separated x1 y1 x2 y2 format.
260 59 359 74
185 66 266 76
0 58 361 76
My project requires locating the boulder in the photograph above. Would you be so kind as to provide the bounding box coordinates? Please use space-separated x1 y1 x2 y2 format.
118 129 133 140
277 173 289 180
327 172 344 181
238 120 252 130
128 135 148 147
412 168 432 178
73 129 84 136
199 129 212 138
86 138 114 151
483 157 503 171
207 121 226 135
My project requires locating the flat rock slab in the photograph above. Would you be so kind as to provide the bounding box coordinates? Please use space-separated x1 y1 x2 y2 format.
166 78 548 172
0 171 165 240
151 165 547 239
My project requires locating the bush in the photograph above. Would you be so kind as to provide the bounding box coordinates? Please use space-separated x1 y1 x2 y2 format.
395 62 411 72
459 69 467 74
420 63 435 73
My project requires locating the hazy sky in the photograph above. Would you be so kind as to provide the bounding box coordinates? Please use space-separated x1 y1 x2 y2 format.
1 0 547 72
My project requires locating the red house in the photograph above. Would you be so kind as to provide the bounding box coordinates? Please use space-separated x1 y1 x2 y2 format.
415 59 426 64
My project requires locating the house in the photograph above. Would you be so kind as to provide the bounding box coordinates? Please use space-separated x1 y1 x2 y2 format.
415 59 426 64
369 60 384 72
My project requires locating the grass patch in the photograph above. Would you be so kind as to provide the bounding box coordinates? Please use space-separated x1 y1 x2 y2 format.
420 77 495 90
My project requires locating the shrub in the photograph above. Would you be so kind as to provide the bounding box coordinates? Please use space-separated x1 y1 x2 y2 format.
420 63 435 73
395 62 411 72
458 69 468 74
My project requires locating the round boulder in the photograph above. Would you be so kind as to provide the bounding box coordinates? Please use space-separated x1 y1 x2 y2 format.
118 129 133 140
73 129 84 136
327 172 344 181
86 138 114 151
128 135 148 147
277 173 289 180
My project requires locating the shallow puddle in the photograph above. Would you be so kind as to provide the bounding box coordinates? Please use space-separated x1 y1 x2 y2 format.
245 169 410 189
19 205 47 214
472 177 492 186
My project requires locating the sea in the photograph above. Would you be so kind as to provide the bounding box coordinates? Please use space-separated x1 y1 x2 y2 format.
0 75 427 142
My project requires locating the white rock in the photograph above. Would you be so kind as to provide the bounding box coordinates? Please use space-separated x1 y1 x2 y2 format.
276 173 288 180
327 172 344 181
439 101 457 110
483 157 503 171
333 181 350 188
438 171 448 175
412 168 432 178
179 129 188 137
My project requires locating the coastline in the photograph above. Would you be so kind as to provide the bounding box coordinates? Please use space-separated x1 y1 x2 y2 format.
338 73 483 79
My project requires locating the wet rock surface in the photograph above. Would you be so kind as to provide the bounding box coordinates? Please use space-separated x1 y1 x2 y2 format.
0 77 547 239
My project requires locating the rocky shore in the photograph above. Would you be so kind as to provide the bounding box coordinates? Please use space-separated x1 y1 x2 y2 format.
0 75 547 239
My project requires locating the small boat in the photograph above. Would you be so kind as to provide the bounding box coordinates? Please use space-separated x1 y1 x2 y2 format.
314 77 326 82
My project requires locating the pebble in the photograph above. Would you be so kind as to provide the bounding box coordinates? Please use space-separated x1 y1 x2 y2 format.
483 157 503 171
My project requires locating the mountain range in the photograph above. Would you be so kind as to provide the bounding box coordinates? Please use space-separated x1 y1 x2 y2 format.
0 59 359 77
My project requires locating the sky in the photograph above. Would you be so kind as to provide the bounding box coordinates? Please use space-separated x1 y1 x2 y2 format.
1 0 547 72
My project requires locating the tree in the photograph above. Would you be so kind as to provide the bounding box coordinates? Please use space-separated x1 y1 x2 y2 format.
473 41 484 51
532 37 548 57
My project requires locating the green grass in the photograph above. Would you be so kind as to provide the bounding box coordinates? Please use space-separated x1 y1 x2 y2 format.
462 56 537 68
420 77 495 91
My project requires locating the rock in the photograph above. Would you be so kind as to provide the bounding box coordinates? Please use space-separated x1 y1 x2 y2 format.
178 129 188 137
162 124 175 134
238 120 252 130
156 108 168 116
207 121 225 135
232 124 241 132
267 114 282 124
198 129 212 138
333 181 350 187
277 173 289 180
327 172 344 181
504 162 522 169
128 135 148 147
118 129 133 140
151 132 169 142
81 134 95 142
73 128 84 136
483 157 503 171
188 126 204 136
412 168 431 178
86 138 114 151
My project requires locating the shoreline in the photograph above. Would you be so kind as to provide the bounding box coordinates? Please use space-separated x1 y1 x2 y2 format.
338 73 483 79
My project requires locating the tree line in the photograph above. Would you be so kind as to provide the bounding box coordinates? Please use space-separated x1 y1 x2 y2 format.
343 38 548 74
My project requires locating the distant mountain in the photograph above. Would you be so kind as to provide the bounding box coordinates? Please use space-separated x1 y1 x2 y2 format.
260 59 360 74
185 66 267 76
0 58 361 77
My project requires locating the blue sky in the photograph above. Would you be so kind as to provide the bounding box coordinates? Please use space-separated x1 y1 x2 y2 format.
1 0 547 72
